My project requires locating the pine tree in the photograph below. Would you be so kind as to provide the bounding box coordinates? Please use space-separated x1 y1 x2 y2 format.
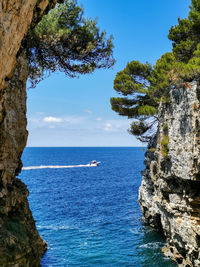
111 0 200 144
111 54 176 143
168 0 200 63
22 0 115 87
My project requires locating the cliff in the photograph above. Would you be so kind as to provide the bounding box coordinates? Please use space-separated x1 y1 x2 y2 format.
0 1 60 266
0 0 59 91
139 81 200 266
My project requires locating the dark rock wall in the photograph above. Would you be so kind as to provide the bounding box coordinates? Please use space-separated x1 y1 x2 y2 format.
0 1 61 266
0 54 46 266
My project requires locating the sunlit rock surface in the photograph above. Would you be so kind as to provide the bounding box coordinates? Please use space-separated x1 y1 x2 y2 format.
139 81 200 266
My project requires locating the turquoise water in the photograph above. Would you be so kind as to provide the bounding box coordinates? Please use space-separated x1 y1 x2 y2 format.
19 147 176 266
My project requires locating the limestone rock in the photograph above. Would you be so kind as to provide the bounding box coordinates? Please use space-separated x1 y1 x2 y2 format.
139 81 200 266
0 0 58 91
0 0 62 266
0 53 47 266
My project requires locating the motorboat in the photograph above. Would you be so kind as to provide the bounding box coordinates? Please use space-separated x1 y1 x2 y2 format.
89 160 101 166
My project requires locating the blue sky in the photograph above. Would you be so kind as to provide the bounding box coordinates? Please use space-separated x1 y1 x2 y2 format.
26 0 190 147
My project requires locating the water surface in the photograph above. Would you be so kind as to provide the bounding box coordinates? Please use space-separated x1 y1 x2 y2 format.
19 147 176 266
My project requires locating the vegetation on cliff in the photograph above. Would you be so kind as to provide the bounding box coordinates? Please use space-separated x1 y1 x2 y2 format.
111 0 200 143
22 0 115 87
110 53 175 143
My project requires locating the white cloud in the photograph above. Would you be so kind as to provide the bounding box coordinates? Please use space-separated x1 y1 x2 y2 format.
28 115 85 130
104 123 115 132
102 119 132 132
43 116 63 123
96 117 103 121
27 115 143 146
106 123 112 128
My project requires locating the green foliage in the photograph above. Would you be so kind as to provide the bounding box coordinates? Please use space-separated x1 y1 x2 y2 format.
169 0 200 64
168 0 200 81
110 55 175 143
113 61 152 96
161 135 169 158
162 122 168 134
148 147 156 152
149 52 177 98
128 120 157 143
129 121 150 136
5 220 27 241
22 0 115 87
138 105 157 116
111 0 200 144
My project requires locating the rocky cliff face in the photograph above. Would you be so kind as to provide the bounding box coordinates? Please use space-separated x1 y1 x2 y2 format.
139 81 200 266
0 0 60 266
0 54 47 266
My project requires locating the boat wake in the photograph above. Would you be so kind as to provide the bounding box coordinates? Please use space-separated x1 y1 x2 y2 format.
22 164 97 170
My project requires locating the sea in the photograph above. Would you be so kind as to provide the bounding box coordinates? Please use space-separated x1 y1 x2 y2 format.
19 147 176 267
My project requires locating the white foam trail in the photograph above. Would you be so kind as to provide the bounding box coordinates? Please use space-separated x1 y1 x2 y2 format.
139 242 163 249
22 164 96 170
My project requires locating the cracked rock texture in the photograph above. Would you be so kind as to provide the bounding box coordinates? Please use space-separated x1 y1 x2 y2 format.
0 54 47 266
139 81 200 266
0 0 61 266
0 0 58 91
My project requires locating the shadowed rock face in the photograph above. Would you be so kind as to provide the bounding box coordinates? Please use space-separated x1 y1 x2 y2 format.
0 54 47 266
139 81 200 266
0 1 61 266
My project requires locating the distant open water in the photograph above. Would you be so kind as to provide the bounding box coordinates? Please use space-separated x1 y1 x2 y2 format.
19 147 176 267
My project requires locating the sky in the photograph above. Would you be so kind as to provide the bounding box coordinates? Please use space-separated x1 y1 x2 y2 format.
26 0 190 147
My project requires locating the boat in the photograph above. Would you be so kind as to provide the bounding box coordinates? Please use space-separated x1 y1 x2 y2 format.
89 160 101 166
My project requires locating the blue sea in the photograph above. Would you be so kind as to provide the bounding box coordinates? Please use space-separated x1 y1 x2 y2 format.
19 147 176 267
